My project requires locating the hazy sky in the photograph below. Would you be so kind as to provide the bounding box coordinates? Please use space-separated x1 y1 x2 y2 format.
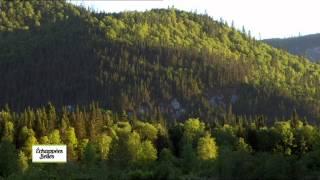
70 0 320 39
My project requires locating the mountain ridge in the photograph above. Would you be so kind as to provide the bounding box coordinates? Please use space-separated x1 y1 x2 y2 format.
0 0 319 122
264 33 320 62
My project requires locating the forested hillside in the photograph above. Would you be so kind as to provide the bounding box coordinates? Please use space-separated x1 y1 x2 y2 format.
1 0 320 179
264 34 320 62
0 0 320 122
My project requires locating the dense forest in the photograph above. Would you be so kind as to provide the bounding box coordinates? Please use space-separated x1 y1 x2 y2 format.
1 103 320 179
0 0 320 122
1 0 320 179
264 33 320 62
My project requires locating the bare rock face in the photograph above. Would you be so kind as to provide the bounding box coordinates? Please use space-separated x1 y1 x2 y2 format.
138 104 150 114
169 98 186 119
231 94 239 104
171 98 181 110
210 95 225 108
209 92 239 109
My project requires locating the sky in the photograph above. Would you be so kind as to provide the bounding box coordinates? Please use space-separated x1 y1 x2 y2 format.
70 0 320 39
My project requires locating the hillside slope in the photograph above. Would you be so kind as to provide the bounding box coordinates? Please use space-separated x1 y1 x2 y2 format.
264 33 320 62
0 0 320 122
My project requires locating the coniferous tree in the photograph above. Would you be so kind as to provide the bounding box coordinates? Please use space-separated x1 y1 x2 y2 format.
96 134 112 160
17 151 28 173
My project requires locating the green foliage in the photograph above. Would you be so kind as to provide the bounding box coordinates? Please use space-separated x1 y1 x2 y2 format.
183 118 205 143
253 153 290 180
127 131 141 162
66 127 78 147
0 0 319 124
197 133 218 160
65 127 78 160
236 137 252 153
293 124 317 155
0 1 320 178
135 121 158 141
39 136 49 144
78 138 89 161
213 124 237 148
272 121 294 155
48 129 62 144
21 128 38 158
296 150 320 178
113 121 132 137
255 127 278 152
96 134 112 160
137 140 157 163
155 148 181 179
216 151 255 179
0 141 18 177
83 142 98 167
0 112 14 143
181 143 198 172
0 104 320 178
17 151 28 173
